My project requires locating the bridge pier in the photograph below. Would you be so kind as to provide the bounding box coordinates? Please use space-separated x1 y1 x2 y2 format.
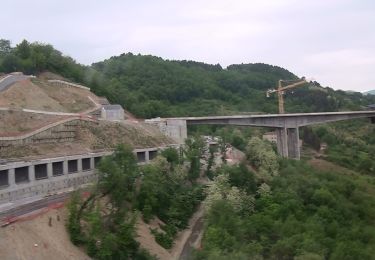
287 128 300 160
159 110 375 160
276 127 300 159
276 128 288 158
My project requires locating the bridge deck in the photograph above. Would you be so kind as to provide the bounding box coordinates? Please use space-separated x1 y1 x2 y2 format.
167 110 375 121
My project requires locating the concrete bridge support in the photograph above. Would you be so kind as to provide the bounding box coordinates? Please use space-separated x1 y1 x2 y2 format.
276 127 300 160
158 110 375 159
276 128 288 158
287 128 300 160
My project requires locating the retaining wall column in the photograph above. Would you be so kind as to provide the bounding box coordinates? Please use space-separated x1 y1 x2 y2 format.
78 158 83 172
28 165 35 182
90 157 95 170
145 150 150 163
8 168 16 188
63 160 68 175
47 163 53 178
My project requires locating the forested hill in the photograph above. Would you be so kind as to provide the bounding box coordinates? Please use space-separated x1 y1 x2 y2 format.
1 39 375 118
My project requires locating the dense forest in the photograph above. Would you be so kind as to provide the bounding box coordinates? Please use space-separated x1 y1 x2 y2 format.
1 39 375 259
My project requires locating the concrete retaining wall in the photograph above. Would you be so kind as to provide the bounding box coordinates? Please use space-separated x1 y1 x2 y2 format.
0 119 94 150
145 118 187 144
0 147 167 205
47 80 90 91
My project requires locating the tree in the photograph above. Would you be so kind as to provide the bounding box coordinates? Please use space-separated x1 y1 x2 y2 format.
184 136 205 182
97 144 138 208
205 173 254 215
0 39 11 56
161 147 180 169
246 137 279 177
15 39 31 59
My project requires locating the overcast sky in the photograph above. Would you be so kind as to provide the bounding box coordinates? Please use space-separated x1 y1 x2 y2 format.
1 0 374 91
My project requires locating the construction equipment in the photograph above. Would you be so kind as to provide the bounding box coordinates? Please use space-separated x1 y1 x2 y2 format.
266 77 312 114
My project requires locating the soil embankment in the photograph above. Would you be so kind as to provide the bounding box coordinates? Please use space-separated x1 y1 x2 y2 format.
0 207 90 260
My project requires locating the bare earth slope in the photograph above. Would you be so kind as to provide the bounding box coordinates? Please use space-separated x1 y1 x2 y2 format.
0 111 67 136
0 77 97 113
0 208 90 260
0 80 66 111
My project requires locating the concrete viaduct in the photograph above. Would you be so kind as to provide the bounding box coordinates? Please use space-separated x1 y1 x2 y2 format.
159 110 375 160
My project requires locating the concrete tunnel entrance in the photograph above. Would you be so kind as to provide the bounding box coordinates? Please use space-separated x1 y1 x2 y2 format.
35 164 48 180
82 158 91 171
137 152 146 163
149 150 158 160
52 161 64 176
0 170 9 187
68 160 78 174
15 166 29 184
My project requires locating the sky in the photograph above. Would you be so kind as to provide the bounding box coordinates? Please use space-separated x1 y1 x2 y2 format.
1 0 375 92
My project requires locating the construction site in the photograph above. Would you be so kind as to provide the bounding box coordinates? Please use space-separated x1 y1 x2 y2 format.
0 72 181 211
1 72 375 260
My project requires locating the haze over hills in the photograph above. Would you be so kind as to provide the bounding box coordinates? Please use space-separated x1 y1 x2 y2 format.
364 90 375 95
1 39 375 119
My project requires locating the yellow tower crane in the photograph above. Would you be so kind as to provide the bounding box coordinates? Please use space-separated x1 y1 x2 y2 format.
266 77 312 114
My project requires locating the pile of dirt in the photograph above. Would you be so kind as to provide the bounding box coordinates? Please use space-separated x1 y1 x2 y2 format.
0 110 68 136
0 77 97 113
136 218 172 260
0 121 176 160
0 207 90 260
33 79 97 113
0 79 67 111
78 121 176 150
0 142 93 160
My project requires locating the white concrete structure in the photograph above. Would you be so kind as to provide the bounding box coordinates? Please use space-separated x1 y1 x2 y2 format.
145 118 187 144
101 104 125 121
47 80 90 91
263 132 277 143
0 147 167 206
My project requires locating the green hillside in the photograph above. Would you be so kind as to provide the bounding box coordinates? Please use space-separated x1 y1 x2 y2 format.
2 39 375 260
364 90 375 95
90 54 375 118
1 39 375 118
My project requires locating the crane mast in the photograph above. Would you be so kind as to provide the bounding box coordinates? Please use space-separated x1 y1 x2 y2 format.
267 78 309 114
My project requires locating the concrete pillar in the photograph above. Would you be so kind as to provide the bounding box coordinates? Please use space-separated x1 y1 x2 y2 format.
371 117 375 124
276 127 288 158
90 157 95 170
287 128 300 160
78 158 82 172
145 150 150 163
63 160 68 175
165 119 187 144
8 168 16 188
47 163 53 178
28 165 35 182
